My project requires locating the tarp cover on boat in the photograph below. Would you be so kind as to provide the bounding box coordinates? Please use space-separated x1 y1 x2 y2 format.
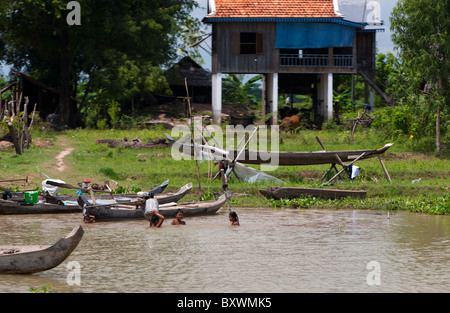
232 162 283 185
42 179 65 197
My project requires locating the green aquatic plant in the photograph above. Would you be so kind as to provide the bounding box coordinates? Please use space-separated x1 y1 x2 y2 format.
29 285 57 293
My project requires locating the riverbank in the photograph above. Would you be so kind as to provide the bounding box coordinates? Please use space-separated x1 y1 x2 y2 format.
0 127 448 214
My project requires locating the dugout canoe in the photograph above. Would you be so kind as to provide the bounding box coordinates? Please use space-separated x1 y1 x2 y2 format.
0 225 84 274
0 183 193 215
0 199 81 214
85 194 227 221
234 143 393 166
174 142 393 166
259 186 367 200
93 182 193 204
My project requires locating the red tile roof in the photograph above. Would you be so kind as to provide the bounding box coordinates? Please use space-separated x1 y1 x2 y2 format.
208 0 341 19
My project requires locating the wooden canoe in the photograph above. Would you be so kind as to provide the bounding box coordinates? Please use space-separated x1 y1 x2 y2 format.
175 143 393 166
0 183 193 215
259 186 367 200
92 182 193 204
0 225 84 274
85 194 228 221
0 199 81 214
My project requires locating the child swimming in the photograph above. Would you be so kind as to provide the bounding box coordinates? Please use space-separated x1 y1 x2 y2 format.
229 211 240 226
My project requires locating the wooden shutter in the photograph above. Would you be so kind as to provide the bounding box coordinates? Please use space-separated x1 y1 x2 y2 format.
256 33 264 54
231 32 240 55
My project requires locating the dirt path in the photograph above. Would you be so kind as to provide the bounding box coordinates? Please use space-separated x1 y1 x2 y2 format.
55 147 75 172
48 134 75 174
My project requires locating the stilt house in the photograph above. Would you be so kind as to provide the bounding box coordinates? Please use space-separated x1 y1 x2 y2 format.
203 0 384 125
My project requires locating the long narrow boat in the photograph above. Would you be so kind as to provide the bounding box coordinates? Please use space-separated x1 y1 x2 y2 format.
0 225 84 274
0 199 81 214
174 142 393 166
230 143 393 166
93 182 193 204
85 194 227 221
0 183 193 215
259 186 367 200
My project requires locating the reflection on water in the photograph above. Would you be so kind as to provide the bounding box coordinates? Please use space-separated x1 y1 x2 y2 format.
0 208 449 293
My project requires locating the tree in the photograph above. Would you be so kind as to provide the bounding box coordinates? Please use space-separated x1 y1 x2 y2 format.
223 74 262 107
390 0 449 152
0 0 198 127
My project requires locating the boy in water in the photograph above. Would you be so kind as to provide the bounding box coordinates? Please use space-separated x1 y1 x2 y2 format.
147 210 165 227
171 209 186 225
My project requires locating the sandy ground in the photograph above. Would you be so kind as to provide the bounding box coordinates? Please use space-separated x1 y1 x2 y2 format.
54 147 74 172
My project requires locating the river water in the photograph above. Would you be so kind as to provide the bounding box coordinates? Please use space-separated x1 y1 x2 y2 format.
0 208 449 293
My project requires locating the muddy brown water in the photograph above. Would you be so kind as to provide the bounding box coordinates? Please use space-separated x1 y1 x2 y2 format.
0 208 448 293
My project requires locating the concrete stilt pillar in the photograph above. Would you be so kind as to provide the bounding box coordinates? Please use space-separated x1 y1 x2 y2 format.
326 72 333 121
212 73 222 125
318 73 333 122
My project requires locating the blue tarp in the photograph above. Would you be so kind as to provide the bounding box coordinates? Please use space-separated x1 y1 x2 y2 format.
275 23 355 49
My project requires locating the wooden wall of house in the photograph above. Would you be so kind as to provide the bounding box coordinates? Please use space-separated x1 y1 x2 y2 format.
212 22 277 74
356 32 376 72
211 22 362 75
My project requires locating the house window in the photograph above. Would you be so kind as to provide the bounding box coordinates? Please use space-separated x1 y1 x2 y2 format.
232 32 263 55
240 32 256 54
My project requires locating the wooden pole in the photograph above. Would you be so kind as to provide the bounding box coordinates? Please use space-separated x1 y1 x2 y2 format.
0 177 29 184
377 155 392 183
221 169 231 212
227 126 258 180
185 78 202 201
234 126 258 162
315 136 327 151
324 152 366 185
89 188 97 205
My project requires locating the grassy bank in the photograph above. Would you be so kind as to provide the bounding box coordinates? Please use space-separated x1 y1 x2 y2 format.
0 126 448 214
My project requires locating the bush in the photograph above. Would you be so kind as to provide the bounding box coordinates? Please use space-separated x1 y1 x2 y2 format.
99 167 121 180
371 106 412 138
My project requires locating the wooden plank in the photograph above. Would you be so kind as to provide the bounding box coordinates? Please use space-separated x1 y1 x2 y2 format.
0 177 28 184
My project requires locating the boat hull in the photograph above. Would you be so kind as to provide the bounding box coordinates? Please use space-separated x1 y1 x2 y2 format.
94 182 193 204
86 195 227 221
0 200 81 214
0 225 84 274
176 143 393 166
260 186 367 200
0 183 193 215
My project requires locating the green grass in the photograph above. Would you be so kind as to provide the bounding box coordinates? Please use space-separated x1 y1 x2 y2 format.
1 126 448 214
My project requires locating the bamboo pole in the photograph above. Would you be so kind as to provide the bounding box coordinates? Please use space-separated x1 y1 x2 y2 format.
185 78 202 201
